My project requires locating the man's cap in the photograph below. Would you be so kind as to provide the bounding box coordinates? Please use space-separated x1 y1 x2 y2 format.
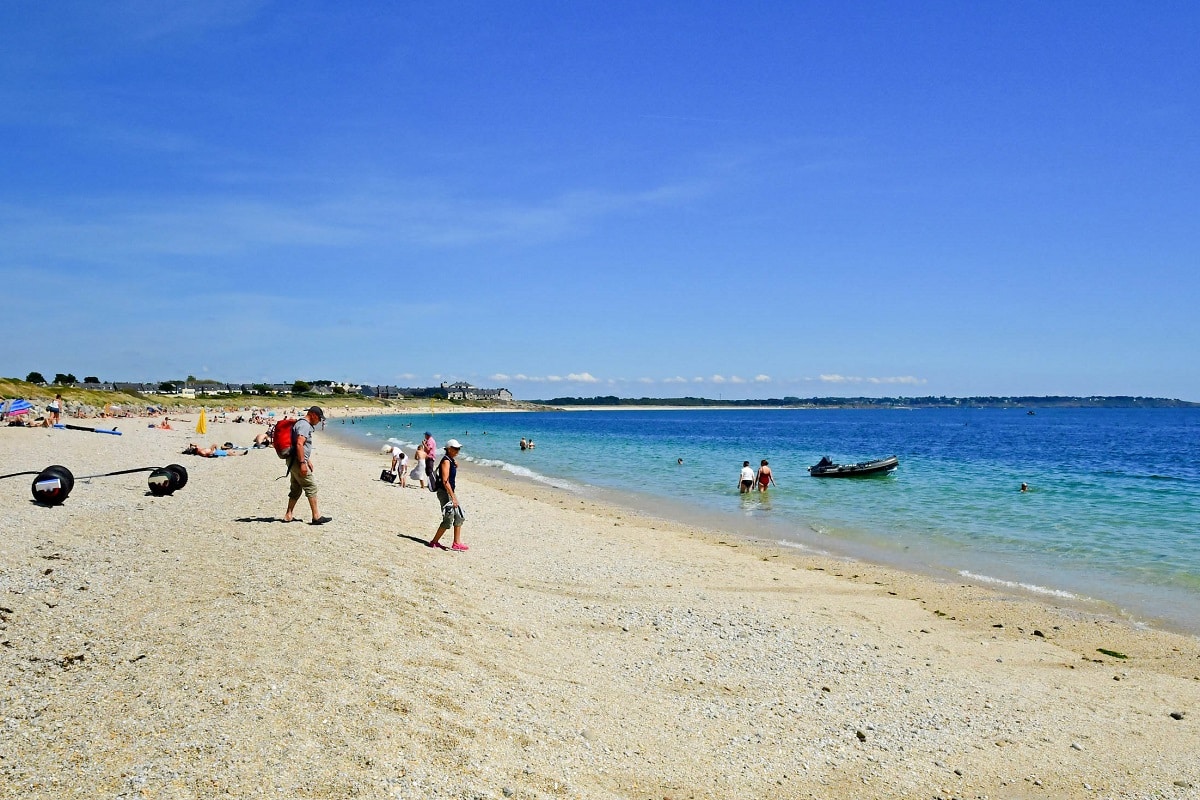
307 406 325 420
424 431 432 437
446 439 462 449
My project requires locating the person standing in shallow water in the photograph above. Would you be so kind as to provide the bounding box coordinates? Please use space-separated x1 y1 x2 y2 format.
428 439 468 552
755 459 776 491
739 461 755 493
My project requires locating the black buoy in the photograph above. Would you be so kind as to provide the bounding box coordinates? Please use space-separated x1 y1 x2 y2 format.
147 467 176 496
164 463 189 492
32 465 74 505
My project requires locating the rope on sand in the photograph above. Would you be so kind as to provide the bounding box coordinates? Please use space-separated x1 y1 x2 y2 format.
0 463 189 505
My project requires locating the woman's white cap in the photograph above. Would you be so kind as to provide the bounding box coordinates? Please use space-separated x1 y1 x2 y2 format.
446 439 462 449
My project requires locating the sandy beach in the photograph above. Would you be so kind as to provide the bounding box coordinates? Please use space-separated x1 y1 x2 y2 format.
2 413 1198 799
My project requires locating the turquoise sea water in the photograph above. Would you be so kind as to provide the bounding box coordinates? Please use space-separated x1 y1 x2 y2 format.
340 408 1200 634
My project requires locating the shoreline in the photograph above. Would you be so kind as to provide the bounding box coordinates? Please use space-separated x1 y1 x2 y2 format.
329 417 1200 640
330 423 1200 658
3 412 1199 797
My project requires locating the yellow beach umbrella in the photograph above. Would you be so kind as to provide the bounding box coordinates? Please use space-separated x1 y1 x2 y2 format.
196 408 207 435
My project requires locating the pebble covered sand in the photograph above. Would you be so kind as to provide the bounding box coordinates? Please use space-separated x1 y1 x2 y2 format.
2 413 1199 799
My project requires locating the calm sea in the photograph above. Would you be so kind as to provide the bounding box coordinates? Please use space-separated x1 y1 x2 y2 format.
338 407 1200 634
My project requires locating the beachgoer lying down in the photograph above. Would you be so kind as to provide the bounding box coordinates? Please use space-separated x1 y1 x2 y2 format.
183 442 249 457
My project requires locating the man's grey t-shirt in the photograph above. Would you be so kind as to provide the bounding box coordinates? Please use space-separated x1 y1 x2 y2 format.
292 418 315 461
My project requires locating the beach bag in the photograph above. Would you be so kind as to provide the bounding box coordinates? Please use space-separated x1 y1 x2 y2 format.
380 469 396 483
273 418 296 460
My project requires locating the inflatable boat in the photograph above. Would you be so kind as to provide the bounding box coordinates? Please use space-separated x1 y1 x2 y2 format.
808 455 899 477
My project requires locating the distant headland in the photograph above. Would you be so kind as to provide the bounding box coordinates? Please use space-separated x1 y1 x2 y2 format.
532 395 1199 409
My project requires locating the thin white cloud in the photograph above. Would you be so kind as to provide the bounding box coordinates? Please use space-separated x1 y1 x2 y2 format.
378 179 708 248
0 198 365 268
123 2 269 42
868 376 926 385
490 372 601 383
663 376 687 384
711 375 727 383
730 375 746 384
0 173 707 269
754 374 771 382
637 377 655 384
692 377 704 383
820 374 926 385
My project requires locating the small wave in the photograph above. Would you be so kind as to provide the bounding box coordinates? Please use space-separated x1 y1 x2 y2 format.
958 570 1077 599
469 457 580 491
775 539 832 556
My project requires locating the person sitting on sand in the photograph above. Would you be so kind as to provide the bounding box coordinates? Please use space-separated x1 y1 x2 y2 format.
183 442 248 457
252 432 271 448
157 417 172 430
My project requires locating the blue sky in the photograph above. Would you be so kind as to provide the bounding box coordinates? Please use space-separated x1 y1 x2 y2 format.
2 2 1197 400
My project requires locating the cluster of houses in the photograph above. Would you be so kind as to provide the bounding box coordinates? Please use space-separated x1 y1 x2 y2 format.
367 382 513 402
57 380 513 402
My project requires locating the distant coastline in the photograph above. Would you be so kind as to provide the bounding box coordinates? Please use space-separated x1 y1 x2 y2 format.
532 394 1200 409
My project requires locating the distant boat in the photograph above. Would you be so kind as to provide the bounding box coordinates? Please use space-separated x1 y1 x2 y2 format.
808 455 899 478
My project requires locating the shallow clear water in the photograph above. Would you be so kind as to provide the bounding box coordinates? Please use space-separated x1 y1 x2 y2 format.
342 407 1200 632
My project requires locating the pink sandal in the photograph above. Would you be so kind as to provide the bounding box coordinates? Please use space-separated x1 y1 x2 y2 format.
451 542 469 552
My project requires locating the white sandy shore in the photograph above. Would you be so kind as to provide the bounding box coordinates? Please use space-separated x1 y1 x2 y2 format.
2 413 1199 799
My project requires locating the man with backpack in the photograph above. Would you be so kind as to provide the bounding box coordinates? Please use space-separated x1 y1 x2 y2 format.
284 406 332 525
